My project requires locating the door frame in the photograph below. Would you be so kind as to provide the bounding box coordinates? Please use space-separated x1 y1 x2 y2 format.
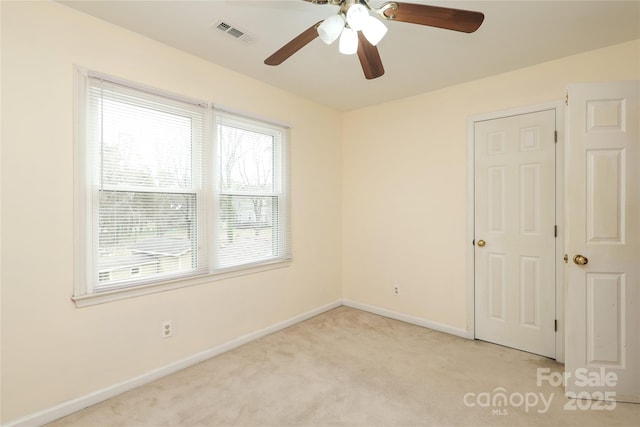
466 101 565 362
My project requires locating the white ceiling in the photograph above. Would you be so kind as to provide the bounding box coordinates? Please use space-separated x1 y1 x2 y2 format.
59 0 640 111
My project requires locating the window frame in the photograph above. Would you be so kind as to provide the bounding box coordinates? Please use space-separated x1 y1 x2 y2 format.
213 112 290 272
73 68 291 307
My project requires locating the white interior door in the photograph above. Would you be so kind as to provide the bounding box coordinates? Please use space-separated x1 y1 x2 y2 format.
474 110 557 358
565 81 640 403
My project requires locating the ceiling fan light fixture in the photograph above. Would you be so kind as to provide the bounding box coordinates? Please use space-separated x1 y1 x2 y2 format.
317 14 345 45
338 27 358 55
345 3 369 31
265 0 485 81
361 16 387 46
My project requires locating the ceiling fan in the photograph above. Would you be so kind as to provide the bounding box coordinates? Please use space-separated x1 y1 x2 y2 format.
264 0 484 80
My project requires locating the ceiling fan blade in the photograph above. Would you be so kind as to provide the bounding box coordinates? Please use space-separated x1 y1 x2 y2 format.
357 31 384 79
383 2 484 33
264 21 322 66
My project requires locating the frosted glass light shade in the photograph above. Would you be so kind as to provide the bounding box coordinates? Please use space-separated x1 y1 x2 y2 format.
318 15 345 45
345 3 369 31
362 16 387 46
339 27 358 55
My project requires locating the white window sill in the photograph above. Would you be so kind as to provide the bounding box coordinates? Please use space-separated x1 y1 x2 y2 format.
72 260 291 308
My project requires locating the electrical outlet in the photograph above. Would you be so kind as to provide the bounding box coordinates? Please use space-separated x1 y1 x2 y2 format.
161 321 172 338
393 285 400 296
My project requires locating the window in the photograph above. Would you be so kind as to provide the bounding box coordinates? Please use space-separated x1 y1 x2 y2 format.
215 112 289 270
75 68 290 301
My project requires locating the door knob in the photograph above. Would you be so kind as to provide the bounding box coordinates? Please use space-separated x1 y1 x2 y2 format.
573 254 589 265
477 240 486 247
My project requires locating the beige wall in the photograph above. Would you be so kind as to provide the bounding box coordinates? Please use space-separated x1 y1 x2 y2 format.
342 39 640 330
2 0 640 424
1 2 342 422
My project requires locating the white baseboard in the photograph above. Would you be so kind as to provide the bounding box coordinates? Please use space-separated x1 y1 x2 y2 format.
5 299 471 427
3 300 342 427
342 299 474 339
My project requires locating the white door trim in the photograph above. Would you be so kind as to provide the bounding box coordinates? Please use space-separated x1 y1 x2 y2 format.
466 101 565 362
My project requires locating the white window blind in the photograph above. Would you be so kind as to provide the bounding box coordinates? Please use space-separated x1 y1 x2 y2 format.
214 111 291 270
81 72 208 292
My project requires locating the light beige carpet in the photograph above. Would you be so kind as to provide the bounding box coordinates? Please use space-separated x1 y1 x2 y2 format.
48 306 639 426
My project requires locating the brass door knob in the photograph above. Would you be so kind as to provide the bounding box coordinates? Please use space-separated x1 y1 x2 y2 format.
477 240 486 247
573 254 589 265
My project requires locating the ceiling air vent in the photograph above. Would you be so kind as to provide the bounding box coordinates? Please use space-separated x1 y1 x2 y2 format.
214 20 255 44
